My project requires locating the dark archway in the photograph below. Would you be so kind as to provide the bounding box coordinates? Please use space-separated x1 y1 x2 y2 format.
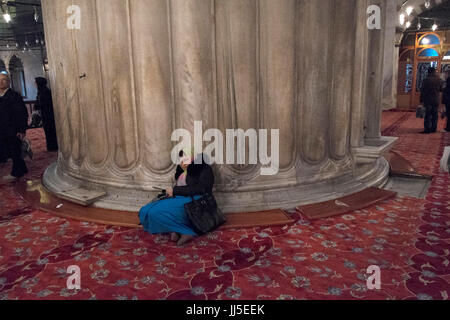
0 59 6 73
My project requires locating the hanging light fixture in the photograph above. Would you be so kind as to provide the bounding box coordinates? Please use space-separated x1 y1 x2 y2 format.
425 1 431 9
399 13 406 26
417 18 421 30
34 6 39 23
406 6 414 16
432 21 438 31
2 6 11 23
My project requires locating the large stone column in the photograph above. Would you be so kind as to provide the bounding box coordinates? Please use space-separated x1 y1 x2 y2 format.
365 0 387 139
382 0 399 110
41 0 395 213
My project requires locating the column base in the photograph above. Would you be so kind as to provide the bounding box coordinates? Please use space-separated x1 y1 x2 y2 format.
43 157 390 214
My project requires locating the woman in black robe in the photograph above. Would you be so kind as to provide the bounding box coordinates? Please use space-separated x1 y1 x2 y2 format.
35 77 58 151
443 76 450 132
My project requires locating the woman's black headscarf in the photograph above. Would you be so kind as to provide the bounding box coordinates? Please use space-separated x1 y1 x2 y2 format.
35 77 48 93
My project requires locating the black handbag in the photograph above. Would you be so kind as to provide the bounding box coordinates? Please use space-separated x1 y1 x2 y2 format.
416 105 425 119
184 193 226 235
20 138 33 160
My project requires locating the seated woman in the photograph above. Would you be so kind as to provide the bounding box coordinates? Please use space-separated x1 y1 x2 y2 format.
139 149 215 246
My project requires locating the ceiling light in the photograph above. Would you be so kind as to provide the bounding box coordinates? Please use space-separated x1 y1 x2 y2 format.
399 13 406 25
406 21 411 28
406 6 414 16
432 22 438 31
2 4 11 23
3 12 11 23
34 7 39 23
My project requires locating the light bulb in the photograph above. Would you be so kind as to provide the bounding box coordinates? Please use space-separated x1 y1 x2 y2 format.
34 7 39 22
432 23 438 31
399 13 406 26
3 13 11 23
406 7 413 16
406 21 411 28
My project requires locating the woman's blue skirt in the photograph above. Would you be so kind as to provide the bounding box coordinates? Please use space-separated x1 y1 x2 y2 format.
139 196 201 236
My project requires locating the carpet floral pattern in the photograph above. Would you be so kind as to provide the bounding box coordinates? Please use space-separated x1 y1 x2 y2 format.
0 115 449 300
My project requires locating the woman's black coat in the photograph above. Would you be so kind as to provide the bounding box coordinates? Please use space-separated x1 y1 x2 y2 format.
36 87 58 151
443 77 450 105
173 162 214 197
0 89 28 137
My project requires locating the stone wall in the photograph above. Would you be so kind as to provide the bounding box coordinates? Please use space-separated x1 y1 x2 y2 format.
0 49 46 100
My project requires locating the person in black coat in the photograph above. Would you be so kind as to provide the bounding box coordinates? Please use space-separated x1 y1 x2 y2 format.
443 75 450 132
420 67 443 134
35 77 58 151
170 155 214 197
0 73 28 181
139 149 215 247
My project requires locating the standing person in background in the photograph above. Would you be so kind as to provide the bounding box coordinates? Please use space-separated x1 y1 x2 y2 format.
0 73 28 182
35 77 58 152
443 73 450 133
420 67 442 134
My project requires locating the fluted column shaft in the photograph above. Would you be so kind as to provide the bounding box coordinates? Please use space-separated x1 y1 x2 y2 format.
41 0 390 210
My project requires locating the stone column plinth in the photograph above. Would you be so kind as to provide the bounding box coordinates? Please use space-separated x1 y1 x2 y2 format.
41 0 394 213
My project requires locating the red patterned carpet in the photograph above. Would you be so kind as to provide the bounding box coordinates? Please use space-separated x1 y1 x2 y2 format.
0 113 449 300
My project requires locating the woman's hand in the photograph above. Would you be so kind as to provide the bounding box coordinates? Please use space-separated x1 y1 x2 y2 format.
166 188 174 197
